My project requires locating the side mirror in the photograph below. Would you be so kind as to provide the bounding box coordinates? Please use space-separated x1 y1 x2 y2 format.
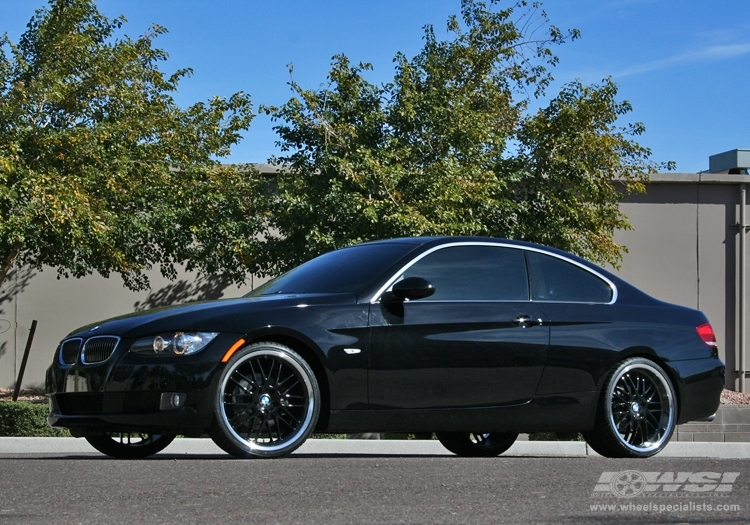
390 277 435 301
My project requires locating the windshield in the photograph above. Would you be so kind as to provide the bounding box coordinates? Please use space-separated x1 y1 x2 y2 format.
246 243 420 296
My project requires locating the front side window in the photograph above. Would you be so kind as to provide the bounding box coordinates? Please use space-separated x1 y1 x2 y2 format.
526 251 613 303
401 245 529 301
248 243 420 296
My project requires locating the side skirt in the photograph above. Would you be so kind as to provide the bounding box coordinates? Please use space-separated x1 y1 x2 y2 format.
326 392 597 433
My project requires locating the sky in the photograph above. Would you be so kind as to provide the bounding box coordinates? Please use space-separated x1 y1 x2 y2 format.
2 0 749 173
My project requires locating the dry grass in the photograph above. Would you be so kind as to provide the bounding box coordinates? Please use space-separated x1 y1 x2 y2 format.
0 388 46 403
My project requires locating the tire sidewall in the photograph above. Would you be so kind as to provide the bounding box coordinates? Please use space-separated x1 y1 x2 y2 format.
437 432 518 457
85 433 174 459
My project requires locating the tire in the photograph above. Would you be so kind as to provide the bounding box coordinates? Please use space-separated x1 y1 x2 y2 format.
583 357 677 458
436 432 518 457
85 432 175 459
210 342 320 459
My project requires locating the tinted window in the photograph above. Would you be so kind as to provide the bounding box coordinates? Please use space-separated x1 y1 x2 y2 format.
248 243 419 295
401 245 529 301
526 251 613 303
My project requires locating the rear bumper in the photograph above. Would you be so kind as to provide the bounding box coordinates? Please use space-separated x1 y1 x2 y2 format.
668 358 725 424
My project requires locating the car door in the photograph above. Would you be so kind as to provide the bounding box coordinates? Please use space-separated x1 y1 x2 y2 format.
525 249 620 395
367 243 550 410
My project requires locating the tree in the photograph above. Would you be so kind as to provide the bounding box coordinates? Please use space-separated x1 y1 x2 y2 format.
0 0 260 290
259 0 668 275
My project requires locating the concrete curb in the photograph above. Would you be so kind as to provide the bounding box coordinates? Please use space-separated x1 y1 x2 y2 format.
1 437 749 458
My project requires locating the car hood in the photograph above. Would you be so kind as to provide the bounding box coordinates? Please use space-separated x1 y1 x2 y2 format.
66 293 358 339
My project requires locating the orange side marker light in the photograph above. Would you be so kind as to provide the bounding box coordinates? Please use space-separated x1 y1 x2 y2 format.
221 338 246 363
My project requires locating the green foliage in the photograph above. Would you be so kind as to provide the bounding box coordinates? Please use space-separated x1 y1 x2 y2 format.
0 0 260 290
311 433 348 439
258 0 666 274
0 400 70 437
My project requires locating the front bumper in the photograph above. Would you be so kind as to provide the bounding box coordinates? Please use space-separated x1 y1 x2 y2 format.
47 391 212 436
46 333 241 435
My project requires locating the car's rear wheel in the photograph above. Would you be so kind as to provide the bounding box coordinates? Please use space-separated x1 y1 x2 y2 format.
85 432 174 458
436 432 518 457
583 357 677 458
210 342 320 459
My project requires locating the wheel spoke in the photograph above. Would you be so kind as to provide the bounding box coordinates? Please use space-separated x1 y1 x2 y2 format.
280 406 302 426
636 374 647 397
623 374 638 396
266 359 277 386
277 371 297 387
230 372 255 392
248 359 261 387
229 408 254 428
276 411 297 431
274 416 285 441
642 382 656 400
255 358 268 385
644 412 661 434
279 378 300 396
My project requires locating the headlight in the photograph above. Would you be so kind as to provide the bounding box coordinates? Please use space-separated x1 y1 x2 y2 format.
130 332 219 356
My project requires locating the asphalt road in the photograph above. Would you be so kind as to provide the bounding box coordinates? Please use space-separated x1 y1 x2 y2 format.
1 453 749 524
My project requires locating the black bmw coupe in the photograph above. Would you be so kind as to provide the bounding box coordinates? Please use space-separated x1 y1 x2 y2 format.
47 237 724 459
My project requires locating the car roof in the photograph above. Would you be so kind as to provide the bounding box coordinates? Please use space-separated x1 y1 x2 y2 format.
358 236 603 269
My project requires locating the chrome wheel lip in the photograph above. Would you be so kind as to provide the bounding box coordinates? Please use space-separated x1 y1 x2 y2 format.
219 349 315 453
606 362 675 454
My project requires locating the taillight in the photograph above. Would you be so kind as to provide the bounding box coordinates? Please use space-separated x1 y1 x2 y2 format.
696 323 718 348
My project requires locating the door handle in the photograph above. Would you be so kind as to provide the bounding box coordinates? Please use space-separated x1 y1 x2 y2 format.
512 315 543 328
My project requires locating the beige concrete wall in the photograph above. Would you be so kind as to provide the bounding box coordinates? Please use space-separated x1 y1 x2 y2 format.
616 184 700 309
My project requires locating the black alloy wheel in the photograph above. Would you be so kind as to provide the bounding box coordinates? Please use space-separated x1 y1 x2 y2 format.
583 357 677 458
85 432 175 458
210 342 320 459
436 432 518 457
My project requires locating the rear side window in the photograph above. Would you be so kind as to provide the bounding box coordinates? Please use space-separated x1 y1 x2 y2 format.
526 251 613 303
401 245 529 301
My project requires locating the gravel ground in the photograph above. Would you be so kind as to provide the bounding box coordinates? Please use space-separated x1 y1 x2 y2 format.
720 388 750 404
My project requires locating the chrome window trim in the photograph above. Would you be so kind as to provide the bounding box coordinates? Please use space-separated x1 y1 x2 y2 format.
369 241 618 305
58 337 83 368
80 335 121 365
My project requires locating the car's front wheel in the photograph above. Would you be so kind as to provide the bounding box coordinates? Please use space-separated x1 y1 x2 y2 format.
583 357 677 458
436 432 518 457
210 342 320 459
85 432 175 458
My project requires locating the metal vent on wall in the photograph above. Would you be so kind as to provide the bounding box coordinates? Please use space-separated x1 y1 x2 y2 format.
80 336 120 364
